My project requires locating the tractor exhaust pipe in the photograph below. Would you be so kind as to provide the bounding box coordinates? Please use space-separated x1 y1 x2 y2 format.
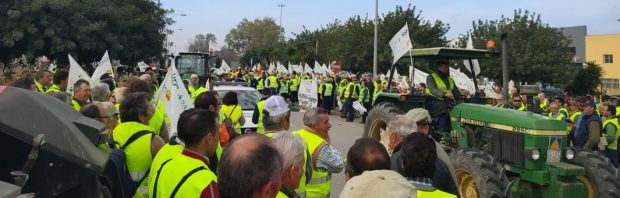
501 33 509 107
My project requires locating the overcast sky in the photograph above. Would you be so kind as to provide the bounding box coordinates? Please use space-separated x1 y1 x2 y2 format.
161 0 620 54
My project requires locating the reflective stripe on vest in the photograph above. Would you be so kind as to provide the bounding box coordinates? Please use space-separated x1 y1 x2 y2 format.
604 117 620 150
518 103 526 111
424 72 454 99
256 100 266 134
269 76 278 88
293 129 331 198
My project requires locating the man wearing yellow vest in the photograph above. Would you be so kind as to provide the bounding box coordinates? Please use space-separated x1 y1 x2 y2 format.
34 69 52 93
509 94 527 111
554 97 569 118
114 92 165 197
358 75 371 123
290 72 300 104
344 75 359 122
402 133 457 198
262 96 291 136
194 91 225 171
253 88 272 134
46 69 69 94
148 109 220 198
279 75 290 100
267 72 279 96
187 74 205 102
72 79 91 112
320 78 334 114
601 104 619 166
548 102 567 126
538 93 549 113
293 108 344 198
425 60 460 132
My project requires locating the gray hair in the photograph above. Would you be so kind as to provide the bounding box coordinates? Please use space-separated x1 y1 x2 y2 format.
272 132 306 169
263 111 290 131
91 83 110 102
387 115 417 138
303 107 328 126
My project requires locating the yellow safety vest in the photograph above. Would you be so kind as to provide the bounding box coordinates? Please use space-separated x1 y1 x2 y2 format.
256 100 266 134
548 112 566 122
540 99 549 112
290 78 300 91
221 104 243 134
112 122 156 197
616 107 620 116
559 108 569 117
280 81 289 94
417 189 457 198
373 81 382 96
269 75 278 88
72 99 81 112
603 117 620 150
150 149 218 198
425 73 455 99
188 86 206 102
323 83 333 97
148 101 166 135
358 86 370 103
517 103 526 111
293 128 330 198
145 143 183 197
344 82 357 99
45 84 62 94
35 81 45 93
257 77 265 90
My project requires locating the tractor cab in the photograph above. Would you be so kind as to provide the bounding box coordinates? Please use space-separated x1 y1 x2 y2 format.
175 52 215 86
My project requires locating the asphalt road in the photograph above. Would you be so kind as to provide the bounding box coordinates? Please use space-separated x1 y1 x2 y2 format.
288 111 364 198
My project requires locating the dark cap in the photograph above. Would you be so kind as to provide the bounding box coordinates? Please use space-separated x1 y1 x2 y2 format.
583 100 596 108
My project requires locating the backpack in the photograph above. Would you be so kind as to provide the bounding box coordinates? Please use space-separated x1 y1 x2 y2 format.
100 130 153 198
223 105 238 137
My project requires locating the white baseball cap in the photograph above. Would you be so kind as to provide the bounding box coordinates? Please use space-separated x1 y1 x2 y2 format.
263 96 290 116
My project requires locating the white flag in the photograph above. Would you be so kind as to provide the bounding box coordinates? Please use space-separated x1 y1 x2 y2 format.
67 54 93 95
268 62 276 73
137 61 149 72
221 60 231 73
389 23 413 64
463 34 481 75
449 67 476 95
154 61 194 136
92 50 114 83
277 62 288 74
304 63 313 73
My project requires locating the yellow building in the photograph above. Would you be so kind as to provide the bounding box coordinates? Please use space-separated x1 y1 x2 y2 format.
586 33 620 95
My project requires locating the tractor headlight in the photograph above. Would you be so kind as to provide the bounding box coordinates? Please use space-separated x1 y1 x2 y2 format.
565 148 575 160
526 148 541 160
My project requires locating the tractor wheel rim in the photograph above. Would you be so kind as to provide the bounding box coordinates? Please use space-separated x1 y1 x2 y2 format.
577 176 596 198
456 169 479 198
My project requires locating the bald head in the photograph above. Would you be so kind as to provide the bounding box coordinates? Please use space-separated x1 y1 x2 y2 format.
345 138 390 179
218 134 283 198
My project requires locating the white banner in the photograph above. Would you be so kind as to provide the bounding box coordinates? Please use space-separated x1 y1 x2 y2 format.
463 34 481 75
221 60 231 73
449 67 476 95
67 54 93 95
298 79 318 111
154 60 194 136
389 23 413 64
92 50 114 84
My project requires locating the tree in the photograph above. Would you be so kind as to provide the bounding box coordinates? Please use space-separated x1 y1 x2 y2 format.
0 0 172 65
565 62 602 96
219 45 238 64
187 33 216 53
225 17 284 56
456 9 576 87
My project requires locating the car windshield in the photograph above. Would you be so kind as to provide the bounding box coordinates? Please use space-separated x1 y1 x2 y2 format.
216 89 261 110
176 54 206 75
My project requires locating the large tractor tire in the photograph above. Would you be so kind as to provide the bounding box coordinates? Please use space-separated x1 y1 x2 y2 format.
450 148 510 198
568 149 620 198
363 102 404 142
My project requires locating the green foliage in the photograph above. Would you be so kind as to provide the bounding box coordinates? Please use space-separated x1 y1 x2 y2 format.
225 17 284 57
456 9 576 87
565 62 602 96
0 0 172 65
187 33 217 53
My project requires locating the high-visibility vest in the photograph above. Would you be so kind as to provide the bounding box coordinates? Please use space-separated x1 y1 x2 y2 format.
358 86 370 103
604 117 620 150
517 103 526 111
256 100 266 134
338 79 348 96
112 122 156 196
417 189 457 198
293 128 331 198
280 81 289 94
290 78 300 92
45 84 62 94
323 83 333 97
425 72 455 99
257 77 265 90
318 83 324 96
148 101 165 135
616 107 620 116
548 112 566 123
150 149 217 198
188 86 206 102
540 99 549 112
72 99 81 111
221 104 243 134
559 108 569 118
35 81 45 93
373 81 383 96
146 143 183 197
344 82 358 99
269 75 278 88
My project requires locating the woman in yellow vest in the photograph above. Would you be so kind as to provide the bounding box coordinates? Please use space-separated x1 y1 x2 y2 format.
148 110 219 198
220 91 246 136
113 92 165 197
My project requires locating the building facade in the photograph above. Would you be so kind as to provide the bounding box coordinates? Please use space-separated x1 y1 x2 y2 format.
557 26 587 63
586 33 620 95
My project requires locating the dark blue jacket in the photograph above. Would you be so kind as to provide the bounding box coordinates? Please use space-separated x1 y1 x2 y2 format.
574 113 601 149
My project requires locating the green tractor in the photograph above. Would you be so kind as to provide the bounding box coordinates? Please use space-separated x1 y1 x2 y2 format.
174 52 215 85
364 37 620 197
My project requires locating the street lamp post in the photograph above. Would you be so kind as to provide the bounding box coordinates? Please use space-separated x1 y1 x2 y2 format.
373 0 378 79
277 4 285 28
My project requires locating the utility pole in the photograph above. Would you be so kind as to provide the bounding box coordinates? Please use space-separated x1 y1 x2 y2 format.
278 4 285 28
372 0 378 79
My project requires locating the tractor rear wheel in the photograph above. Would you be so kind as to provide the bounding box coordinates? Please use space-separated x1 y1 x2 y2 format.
363 102 403 144
450 148 510 198
569 149 620 198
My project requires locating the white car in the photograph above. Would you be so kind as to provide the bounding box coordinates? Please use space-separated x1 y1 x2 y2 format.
214 85 262 134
